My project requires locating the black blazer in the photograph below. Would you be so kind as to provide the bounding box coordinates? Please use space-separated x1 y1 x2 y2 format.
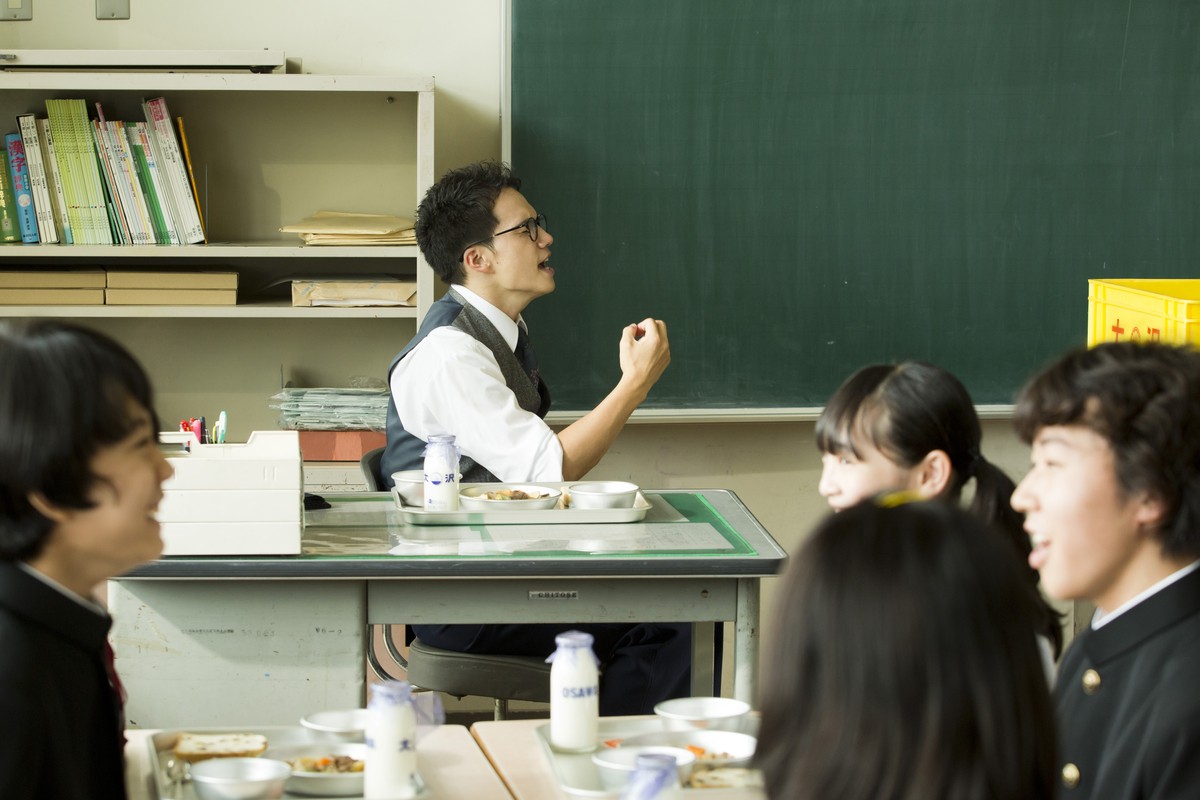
0 561 126 800
1054 564 1200 799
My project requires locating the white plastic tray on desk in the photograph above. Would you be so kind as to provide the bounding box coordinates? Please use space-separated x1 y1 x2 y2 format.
145 725 428 800
533 717 760 797
163 430 302 491
393 485 653 526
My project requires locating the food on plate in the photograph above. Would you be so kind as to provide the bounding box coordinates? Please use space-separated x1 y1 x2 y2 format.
289 754 365 773
172 732 269 762
687 767 764 789
484 488 548 500
602 738 623 749
685 744 734 760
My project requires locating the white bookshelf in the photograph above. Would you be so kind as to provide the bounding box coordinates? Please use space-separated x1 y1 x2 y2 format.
0 67 436 432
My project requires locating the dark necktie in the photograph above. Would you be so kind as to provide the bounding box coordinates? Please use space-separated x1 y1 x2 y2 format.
103 640 127 735
516 325 551 416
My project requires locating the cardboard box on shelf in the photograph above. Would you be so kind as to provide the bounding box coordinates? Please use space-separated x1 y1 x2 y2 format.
297 430 385 462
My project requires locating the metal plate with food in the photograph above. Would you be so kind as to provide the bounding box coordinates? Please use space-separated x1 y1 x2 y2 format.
147 726 427 800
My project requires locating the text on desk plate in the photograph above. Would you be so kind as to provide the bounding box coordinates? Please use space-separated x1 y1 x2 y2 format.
529 590 579 600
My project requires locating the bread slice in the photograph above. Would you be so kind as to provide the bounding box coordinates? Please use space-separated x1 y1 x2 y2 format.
172 732 269 763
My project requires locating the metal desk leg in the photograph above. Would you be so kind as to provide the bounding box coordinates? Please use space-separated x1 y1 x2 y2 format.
690 621 716 696
733 578 760 704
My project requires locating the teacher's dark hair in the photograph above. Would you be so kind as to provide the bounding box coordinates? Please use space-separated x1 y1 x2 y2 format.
1014 341 1200 559
0 320 158 560
415 160 523 284
755 501 1057 800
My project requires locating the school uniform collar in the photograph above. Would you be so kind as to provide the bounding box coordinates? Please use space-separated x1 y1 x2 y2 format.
16 560 107 615
450 285 526 353
1081 561 1200 666
0 561 112 649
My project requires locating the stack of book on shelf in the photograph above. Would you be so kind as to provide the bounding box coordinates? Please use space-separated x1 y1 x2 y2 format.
0 269 106 304
105 271 237 305
0 97 205 246
279 211 416 246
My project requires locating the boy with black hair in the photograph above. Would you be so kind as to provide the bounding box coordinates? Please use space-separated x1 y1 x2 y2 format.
0 320 174 800
1012 341 1200 799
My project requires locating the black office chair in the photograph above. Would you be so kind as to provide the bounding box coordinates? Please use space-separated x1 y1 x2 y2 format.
360 446 551 719
360 446 387 491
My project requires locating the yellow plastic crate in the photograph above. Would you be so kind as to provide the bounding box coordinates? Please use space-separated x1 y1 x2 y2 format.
1088 279 1200 348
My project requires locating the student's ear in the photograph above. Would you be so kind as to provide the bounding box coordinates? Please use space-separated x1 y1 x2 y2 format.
1133 491 1167 537
27 491 71 524
461 244 493 276
913 450 953 498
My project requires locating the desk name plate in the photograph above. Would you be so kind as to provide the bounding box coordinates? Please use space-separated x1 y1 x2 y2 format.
529 590 579 600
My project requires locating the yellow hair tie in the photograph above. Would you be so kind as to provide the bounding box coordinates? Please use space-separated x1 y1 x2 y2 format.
874 490 924 508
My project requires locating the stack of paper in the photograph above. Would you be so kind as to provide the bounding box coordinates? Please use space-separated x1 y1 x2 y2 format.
269 387 389 431
279 211 416 246
0 270 106 304
105 270 237 305
291 278 416 307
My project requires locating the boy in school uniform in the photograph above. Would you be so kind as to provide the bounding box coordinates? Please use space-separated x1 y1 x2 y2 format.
382 160 690 714
1011 341 1200 799
0 320 174 800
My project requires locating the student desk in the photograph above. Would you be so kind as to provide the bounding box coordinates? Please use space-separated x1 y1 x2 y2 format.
125 724 514 799
471 717 766 800
111 490 786 729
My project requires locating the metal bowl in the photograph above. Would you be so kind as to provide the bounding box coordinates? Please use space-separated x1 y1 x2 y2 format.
390 470 425 507
459 484 561 510
654 696 751 732
621 729 757 769
591 744 695 792
261 742 366 797
299 708 368 742
190 757 291 800
567 481 639 509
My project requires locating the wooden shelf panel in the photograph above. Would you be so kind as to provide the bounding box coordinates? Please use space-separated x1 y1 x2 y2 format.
0 301 419 319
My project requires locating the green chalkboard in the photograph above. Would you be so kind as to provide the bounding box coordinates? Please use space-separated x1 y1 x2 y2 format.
512 1 1198 409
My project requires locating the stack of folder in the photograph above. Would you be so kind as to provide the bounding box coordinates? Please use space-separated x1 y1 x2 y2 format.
105 270 237 305
0 270 106 304
279 211 416 246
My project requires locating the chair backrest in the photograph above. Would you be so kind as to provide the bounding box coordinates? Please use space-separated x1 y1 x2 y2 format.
360 446 386 491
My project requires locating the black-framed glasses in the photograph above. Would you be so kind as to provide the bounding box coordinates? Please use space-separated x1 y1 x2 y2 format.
459 214 547 261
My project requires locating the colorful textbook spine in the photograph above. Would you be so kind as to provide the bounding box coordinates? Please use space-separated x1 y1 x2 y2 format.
5 133 39 243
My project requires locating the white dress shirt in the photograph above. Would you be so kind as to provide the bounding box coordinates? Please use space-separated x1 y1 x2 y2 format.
389 286 565 482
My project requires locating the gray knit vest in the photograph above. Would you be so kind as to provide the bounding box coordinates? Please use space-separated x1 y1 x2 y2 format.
380 288 548 487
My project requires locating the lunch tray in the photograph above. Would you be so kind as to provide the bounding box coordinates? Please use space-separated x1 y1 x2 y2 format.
145 725 427 799
393 486 654 526
533 718 760 797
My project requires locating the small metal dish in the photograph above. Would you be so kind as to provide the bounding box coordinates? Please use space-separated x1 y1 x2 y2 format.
299 708 368 742
189 757 291 800
654 696 751 731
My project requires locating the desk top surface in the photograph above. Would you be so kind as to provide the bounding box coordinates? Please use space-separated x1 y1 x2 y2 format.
125 489 786 580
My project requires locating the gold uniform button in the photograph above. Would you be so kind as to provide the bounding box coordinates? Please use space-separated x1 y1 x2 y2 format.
1062 763 1081 789
1082 669 1101 694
